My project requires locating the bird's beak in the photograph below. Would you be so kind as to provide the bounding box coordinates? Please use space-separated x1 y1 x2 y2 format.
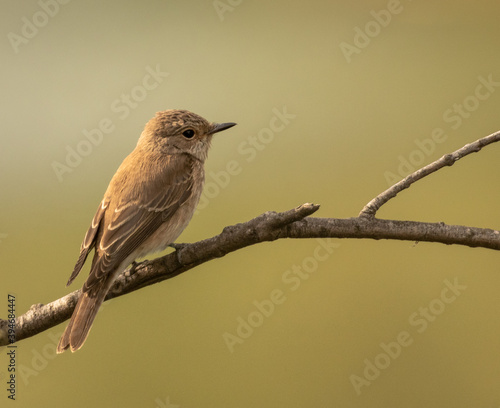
210 122 237 134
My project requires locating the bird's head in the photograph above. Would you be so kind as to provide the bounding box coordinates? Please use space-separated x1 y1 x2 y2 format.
139 109 236 162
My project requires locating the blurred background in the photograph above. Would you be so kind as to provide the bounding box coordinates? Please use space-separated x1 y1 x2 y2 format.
1 0 500 407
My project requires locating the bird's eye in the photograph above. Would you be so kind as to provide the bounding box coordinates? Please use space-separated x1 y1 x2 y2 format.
182 129 195 139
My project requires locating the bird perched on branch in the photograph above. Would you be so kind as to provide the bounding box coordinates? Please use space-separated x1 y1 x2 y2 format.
57 109 236 353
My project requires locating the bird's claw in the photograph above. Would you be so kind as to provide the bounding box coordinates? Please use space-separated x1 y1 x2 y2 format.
129 261 140 275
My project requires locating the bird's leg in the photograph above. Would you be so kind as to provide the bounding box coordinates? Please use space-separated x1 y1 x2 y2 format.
129 261 140 275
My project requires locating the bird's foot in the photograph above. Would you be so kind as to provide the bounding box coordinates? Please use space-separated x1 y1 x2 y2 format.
129 261 140 275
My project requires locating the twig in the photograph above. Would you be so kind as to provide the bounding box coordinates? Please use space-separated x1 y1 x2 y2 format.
359 130 500 218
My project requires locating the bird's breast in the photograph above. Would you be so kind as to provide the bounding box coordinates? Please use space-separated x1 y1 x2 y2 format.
132 170 204 259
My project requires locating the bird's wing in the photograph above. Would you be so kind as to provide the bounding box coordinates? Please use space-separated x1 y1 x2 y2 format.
67 155 198 292
82 153 199 296
66 199 109 286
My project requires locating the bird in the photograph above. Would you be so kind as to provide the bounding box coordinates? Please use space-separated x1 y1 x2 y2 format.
56 109 236 353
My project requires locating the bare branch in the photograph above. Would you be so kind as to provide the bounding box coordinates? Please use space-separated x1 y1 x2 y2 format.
1 207 499 346
2 130 500 349
359 130 500 218
0 203 321 345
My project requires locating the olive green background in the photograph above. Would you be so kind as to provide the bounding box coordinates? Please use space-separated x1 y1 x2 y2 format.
1 0 500 407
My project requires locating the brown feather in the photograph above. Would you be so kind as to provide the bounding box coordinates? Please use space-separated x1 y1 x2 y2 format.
57 109 235 353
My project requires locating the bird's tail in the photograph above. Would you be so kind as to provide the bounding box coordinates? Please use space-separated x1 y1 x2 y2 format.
56 288 108 353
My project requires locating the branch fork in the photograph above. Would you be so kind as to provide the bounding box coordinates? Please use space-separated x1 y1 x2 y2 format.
1 131 499 347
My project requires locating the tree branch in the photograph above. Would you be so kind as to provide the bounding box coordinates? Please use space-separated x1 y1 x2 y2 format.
359 130 500 218
1 131 500 347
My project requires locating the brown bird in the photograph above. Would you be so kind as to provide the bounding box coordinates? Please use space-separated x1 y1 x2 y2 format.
57 109 236 353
